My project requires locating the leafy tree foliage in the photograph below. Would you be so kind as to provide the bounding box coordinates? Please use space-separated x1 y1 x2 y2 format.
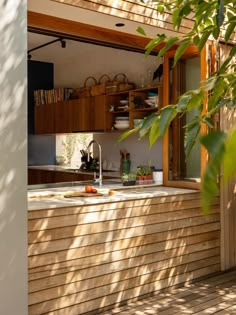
120 0 236 212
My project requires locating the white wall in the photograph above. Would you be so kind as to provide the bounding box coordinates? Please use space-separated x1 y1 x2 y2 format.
54 41 160 89
0 1 28 314
29 37 162 89
94 133 162 172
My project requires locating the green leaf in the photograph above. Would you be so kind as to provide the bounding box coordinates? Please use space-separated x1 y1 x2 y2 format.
193 35 200 45
160 105 177 136
203 76 217 91
157 4 165 14
208 78 227 111
145 34 166 57
201 130 227 213
157 36 179 58
177 94 192 112
202 116 215 128
225 22 236 42
223 128 236 183
149 115 160 147
136 26 147 36
117 128 139 142
139 113 159 138
212 27 220 40
185 119 201 159
176 89 204 112
174 39 190 65
186 90 204 111
172 8 181 29
198 31 212 52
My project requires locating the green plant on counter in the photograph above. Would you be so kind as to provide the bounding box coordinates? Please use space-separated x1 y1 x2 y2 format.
122 172 137 185
136 165 152 176
122 172 137 181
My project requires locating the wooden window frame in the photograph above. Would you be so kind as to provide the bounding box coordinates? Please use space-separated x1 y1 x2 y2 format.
162 45 208 190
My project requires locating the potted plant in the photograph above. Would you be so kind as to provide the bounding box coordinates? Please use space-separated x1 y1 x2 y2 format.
136 165 153 184
121 172 137 186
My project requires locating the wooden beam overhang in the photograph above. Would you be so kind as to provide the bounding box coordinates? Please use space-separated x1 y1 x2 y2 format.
28 11 177 55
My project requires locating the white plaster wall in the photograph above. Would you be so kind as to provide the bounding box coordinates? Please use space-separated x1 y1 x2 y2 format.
0 1 28 314
54 41 160 88
94 133 162 172
28 37 161 89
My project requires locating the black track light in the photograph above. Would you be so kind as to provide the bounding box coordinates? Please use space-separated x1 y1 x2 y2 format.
60 39 66 48
27 37 66 58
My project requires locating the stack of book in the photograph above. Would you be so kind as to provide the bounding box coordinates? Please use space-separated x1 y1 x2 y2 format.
34 87 74 106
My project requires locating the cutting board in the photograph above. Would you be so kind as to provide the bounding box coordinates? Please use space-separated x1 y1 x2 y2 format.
64 191 103 198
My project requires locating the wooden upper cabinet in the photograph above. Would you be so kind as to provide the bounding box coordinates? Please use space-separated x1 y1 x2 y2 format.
72 97 91 132
35 100 75 134
34 88 163 134
90 95 106 131
71 95 106 132
54 100 74 133
34 95 107 134
34 103 56 134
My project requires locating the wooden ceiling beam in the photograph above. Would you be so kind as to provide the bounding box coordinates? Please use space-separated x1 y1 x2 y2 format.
28 11 177 54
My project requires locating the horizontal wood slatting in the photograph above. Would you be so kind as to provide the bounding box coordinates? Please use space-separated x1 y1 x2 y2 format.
28 192 220 314
220 44 236 271
52 0 194 35
52 0 236 42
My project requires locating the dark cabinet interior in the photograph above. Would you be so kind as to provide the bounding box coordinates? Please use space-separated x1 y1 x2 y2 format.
28 60 56 166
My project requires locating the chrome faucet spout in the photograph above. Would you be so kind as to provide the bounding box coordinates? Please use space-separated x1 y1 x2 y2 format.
87 140 102 186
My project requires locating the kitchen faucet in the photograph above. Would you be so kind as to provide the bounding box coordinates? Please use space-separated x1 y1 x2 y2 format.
86 140 103 186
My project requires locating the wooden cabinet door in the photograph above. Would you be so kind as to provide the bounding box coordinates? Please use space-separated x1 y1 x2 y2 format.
72 97 91 131
90 95 106 131
54 100 74 133
34 103 55 134
28 169 55 184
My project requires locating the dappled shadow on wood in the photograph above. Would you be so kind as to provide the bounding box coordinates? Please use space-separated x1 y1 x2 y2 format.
28 192 220 314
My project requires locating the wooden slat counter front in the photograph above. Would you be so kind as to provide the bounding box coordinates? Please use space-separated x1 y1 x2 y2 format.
28 186 220 315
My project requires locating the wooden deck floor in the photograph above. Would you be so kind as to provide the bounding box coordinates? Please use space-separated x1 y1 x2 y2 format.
100 269 236 315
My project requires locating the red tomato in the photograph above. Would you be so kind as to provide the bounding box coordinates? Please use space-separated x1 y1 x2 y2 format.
85 185 93 193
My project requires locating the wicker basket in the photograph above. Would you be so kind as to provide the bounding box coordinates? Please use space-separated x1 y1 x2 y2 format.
76 76 98 98
90 74 112 96
106 73 135 94
116 73 135 92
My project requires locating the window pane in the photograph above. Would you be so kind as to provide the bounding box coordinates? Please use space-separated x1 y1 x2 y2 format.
168 57 201 182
